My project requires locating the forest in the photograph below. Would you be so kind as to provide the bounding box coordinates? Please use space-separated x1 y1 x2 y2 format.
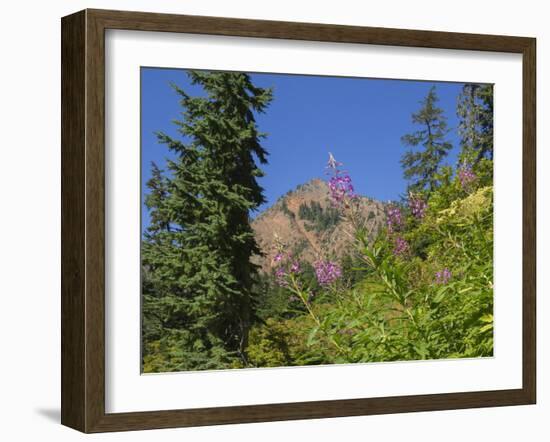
141 70 493 373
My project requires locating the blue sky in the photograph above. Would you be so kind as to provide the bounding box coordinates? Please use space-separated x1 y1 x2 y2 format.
141 68 466 229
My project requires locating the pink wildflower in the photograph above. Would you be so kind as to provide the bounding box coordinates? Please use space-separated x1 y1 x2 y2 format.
314 260 342 286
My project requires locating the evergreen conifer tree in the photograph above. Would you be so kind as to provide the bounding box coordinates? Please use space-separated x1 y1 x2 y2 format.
457 84 493 163
142 71 273 371
400 86 453 192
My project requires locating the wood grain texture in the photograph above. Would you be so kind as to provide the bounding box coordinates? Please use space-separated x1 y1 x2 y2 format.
89 8 532 52
522 38 537 403
61 10 86 432
60 8 537 433
84 9 107 432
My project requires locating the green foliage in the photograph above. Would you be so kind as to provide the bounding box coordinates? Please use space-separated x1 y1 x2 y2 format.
401 86 453 192
292 239 309 257
249 181 493 365
457 84 494 163
142 71 273 372
253 261 317 321
298 201 340 232
247 318 312 367
280 199 295 219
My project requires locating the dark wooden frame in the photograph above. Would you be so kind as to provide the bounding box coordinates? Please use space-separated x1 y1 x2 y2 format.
61 8 536 433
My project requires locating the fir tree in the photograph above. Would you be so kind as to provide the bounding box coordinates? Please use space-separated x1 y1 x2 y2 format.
145 162 171 234
457 84 493 163
400 86 453 192
142 71 273 371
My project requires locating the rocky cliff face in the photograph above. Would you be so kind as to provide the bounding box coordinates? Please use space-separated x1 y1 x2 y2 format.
251 178 386 272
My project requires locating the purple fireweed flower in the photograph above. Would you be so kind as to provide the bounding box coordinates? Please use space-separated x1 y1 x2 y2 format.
328 174 356 207
272 251 293 266
409 195 427 220
386 205 403 233
458 163 476 190
275 267 288 287
273 250 302 286
290 261 301 274
435 268 452 285
325 153 356 208
393 236 409 257
314 260 342 286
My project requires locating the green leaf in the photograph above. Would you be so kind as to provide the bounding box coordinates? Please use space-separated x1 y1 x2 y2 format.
433 287 447 303
479 323 493 333
307 326 320 346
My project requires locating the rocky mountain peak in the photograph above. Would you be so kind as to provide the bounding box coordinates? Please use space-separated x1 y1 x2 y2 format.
251 178 386 272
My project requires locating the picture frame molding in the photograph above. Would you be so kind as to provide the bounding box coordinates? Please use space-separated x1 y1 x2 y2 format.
61 8 536 433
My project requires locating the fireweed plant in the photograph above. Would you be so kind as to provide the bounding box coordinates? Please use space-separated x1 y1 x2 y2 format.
254 153 493 366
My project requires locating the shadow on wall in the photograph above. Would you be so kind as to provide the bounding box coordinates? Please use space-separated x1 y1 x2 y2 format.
35 408 60 423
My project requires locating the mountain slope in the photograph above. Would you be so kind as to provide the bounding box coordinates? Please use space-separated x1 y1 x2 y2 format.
251 178 386 272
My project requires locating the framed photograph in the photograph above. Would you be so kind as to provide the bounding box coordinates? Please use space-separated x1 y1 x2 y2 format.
61 9 536 433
